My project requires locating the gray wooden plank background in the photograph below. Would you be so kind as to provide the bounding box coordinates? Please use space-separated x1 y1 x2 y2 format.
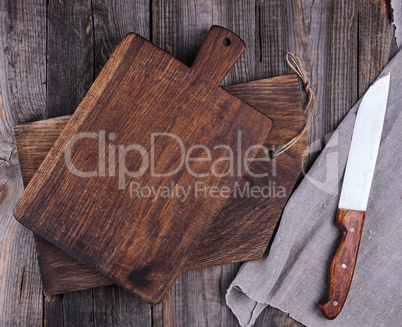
0 0 396 326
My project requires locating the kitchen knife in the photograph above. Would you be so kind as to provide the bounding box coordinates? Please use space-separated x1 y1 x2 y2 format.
318 72 391 319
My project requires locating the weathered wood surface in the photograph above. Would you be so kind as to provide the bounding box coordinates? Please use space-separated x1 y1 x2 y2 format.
45 0 153 324
0 0 45 326
13 74 307 295
184 75 307 271
0 0 397 326
47 0 94 118
14 26 272 304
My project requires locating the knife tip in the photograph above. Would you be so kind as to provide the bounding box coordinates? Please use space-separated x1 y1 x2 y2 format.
378 72 390 79
371 72 390 90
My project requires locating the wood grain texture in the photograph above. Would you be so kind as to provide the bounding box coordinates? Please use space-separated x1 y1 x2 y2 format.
44 0 153 324
152 0 256 86
151 2 276 326
0 162 43 327
14 27 272 303
44 286 151 327
47 0 94 118
13 115 109 296
152 1 302 326
257 0 359 150
0 0 45 325
14 74 307 295
0 0 397 326
92 0 150 76
253 1 394 325
185 75 307 271
358 0 398 98
14 116 70 188
318 209 365 320
152 1 396 327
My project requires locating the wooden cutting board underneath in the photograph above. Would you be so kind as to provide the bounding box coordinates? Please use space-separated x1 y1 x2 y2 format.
14 74 308 295
13 26 273 303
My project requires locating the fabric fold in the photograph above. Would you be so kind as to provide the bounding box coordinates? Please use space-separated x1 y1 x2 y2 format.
226 50 402 327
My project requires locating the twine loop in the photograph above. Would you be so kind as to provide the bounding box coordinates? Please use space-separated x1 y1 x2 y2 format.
271 52 316 157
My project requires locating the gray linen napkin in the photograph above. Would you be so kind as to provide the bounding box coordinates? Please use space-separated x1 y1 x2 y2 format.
226 49 402 327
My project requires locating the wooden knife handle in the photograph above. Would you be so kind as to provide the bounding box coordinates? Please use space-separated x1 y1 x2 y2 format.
318 208 365 319
189 25 246 86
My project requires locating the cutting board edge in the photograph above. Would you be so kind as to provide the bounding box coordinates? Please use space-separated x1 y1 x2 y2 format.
13 73 307 298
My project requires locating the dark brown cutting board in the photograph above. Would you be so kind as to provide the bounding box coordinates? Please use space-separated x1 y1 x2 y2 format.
13 26 272 303
14 74 308 295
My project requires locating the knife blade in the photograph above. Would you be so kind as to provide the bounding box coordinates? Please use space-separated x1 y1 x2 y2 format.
318 72 391 320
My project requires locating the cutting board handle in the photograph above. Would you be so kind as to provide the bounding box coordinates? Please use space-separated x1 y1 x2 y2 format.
189 26 246 86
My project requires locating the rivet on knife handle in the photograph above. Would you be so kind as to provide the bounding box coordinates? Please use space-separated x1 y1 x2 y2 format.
318 209 365 319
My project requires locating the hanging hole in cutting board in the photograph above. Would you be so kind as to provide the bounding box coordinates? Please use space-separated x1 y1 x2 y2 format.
223 38 231 46
267 149 277 160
